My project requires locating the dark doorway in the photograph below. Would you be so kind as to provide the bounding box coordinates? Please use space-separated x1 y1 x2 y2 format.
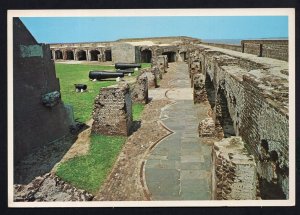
90 50 100 61
180 52 187 61
77 50 87 61
105 50 112 61
50 51 53 59
216 88 235 137
205 73 216 109
65 50 74 60
141 50 152 63
162 51 176 62
55 50 63 60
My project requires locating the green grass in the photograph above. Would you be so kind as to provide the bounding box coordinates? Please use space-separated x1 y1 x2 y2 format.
55 63 116 122
56 134 126 194
132 103 145 121
55 63 150 194
56 63 151 122
55 103 145 194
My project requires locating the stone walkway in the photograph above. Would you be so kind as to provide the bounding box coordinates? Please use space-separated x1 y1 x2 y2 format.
145 62 213 200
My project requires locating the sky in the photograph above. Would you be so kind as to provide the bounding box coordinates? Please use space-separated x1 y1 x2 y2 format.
20 16 288 43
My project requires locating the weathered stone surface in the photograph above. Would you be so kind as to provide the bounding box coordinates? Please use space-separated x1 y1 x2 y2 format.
193 73 207 103
198 44 289 198
152 65 162 80
212 137 257 200
14 173 94 202
198 117 215 137
92 82 132 136
157 55 168 73
140 68 158 88
131 73 148 104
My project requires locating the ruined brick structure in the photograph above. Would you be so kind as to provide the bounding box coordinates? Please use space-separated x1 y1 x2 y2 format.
193 73 207 103
13 18 69 165
92 82 132 136
50 36 199 64
198 117 215 137
212 137 257 200
131 73 149 104
140 67 159 88
188 43 289 199
156 55 168 73
202 39 288 61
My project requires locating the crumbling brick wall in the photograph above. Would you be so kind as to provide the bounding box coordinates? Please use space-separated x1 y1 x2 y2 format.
198 117 215 137
140 68 158 88
157 55 168 74
195 44 289 199
92 82 132 136
193 73 207 103
212 137 257 200
131 73 148 104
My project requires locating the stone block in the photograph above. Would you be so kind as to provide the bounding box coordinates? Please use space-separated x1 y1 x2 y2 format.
212 137 257 200
131 73 148 104
92 82 132 136
141 68 158 88
193 73 207 103
198 117 215 137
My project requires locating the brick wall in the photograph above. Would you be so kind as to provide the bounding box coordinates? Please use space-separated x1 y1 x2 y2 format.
201 42 242 52
92 82 132 136
196 44 289 198
212 137 257 200
242 40 288 61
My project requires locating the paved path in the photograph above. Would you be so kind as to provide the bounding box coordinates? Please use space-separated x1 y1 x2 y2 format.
145 63 212 200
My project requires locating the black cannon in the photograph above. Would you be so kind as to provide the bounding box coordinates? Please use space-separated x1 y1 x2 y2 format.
89 71 124 80
74 84 87 92
115 63 142 70
116 69 134 74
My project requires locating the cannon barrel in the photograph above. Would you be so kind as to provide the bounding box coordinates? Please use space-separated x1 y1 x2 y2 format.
89 71 125 80
115 63 142 69
116 69 134 74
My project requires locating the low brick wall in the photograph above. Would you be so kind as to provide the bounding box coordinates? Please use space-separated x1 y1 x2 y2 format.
212 137 257 200
201 42 242 52
131 73 149 104
193 73 207 103
157 55 168 73
92 82 132 136
242 40 288 61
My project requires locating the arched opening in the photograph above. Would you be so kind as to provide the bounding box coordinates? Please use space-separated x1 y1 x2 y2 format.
162 51 176 62
65 50 74 60
55 50 63 60
216 88 235 138
77 50 87 61
105 50 112 61
205 72 216 109
90 50 100 61
141 49 152 63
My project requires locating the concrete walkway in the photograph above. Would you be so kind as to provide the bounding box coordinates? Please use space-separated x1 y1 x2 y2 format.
145 63 212 200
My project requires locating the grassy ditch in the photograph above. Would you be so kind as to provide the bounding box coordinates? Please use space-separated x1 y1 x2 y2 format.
55 63 149 194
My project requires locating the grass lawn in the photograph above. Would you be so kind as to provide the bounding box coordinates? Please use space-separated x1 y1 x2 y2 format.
55 62 149 194
132 103 145 121
56 134 126 194
55 63 150 122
